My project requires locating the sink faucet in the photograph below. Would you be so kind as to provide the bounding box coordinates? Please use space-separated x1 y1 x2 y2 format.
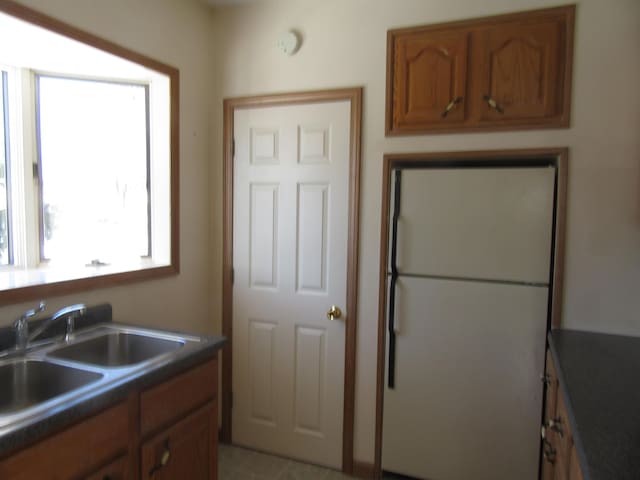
14 303 86 351
13 301 46 351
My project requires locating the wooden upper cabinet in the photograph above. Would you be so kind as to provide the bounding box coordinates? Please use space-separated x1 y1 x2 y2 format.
386 5 575 135
392 30 469 127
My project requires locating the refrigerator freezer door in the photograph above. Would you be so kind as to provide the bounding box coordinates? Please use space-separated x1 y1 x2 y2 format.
395 167 555 284
382 276 548 480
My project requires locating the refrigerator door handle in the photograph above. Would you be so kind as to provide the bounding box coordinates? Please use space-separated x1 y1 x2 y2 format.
387 169 402 389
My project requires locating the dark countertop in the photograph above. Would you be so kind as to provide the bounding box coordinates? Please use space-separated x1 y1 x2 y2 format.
548 329 640 480
0 305 226 457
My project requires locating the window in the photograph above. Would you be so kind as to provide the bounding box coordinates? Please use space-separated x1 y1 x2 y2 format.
37 76 150 265
0 5 179 301
0 70 11 267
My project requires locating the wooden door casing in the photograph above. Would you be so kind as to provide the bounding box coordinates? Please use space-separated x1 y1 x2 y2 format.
221 88 363 475
374 149 568 478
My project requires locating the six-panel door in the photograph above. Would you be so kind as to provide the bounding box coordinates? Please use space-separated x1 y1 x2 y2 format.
232 100 351 468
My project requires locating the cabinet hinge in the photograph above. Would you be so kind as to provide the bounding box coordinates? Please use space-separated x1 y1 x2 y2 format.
32 163 40 182
232 138 235 157
231 268 234 285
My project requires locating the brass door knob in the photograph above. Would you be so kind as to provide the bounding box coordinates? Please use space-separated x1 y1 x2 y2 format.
327 305 342 321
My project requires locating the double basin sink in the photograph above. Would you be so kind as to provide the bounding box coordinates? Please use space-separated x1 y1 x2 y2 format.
0 325 203 431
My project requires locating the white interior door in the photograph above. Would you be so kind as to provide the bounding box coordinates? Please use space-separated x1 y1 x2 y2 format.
232 100 350 468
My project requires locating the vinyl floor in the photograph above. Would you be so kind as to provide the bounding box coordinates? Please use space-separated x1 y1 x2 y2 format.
218 445 409 479
218 444 353 479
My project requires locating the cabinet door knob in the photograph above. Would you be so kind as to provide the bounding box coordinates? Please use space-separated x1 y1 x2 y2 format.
149 439 171 477
440 96 464 118
545 417 564 437
542 439 556 464
482 94 505 114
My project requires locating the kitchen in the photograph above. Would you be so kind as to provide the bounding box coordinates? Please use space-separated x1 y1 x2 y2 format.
0 0 638 479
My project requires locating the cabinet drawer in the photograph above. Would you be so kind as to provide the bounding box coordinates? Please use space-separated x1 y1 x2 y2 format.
141 357 217 437
0 402 129 480
141 402 216 480
83 455 129 480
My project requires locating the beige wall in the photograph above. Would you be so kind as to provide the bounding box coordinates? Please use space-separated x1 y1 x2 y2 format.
0 0 218 334
211 0 640 463
0 0 638 467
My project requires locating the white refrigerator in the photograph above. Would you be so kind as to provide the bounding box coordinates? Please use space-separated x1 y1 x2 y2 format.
382 165 556 480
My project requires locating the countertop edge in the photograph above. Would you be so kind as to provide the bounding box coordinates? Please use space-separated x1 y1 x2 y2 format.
0 324 226 457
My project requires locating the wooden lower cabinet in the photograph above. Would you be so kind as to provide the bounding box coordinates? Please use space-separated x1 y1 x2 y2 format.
84 455 129 480
141 402 217 479
0 355 218 480
0 402 129 480
541 351 583 480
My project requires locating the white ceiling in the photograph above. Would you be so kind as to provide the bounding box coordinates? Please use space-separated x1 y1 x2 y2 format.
204 0 263 7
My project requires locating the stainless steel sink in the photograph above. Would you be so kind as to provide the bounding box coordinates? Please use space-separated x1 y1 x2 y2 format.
0 324 208 432
0 359 103 414
47 331 185 367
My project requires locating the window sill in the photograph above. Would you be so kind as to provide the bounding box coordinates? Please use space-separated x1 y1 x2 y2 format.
0 260 177 303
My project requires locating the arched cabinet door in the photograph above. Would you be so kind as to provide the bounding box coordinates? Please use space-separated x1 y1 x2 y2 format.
474 15 566 123
392 29 469 129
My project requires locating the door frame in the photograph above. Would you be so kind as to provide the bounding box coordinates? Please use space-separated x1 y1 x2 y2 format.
221 87 363 474
373 148 568 477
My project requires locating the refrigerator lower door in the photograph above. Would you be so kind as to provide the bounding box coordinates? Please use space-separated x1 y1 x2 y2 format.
382 277 548 480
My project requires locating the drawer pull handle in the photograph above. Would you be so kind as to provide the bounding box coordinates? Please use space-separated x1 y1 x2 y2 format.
149 439 171 477
483 94 504 114
441 96 463 118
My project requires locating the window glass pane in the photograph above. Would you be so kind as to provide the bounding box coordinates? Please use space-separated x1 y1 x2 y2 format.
37 76 149 265
0 72 10 266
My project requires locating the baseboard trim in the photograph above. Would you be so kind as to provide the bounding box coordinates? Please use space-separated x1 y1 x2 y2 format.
352 461 376 479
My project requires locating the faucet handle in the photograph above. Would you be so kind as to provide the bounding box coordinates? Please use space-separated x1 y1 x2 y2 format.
14 301 46 326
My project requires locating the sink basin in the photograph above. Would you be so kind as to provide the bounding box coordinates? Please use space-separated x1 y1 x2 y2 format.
48 332 184 367
0 359 103 414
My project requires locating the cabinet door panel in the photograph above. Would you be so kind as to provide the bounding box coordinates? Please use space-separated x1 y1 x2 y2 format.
83 455 129 480
142 402 217 480
0 402 129 480
392 30 468 128
476 17 564 121
141 357 217 437
541 351 559 480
